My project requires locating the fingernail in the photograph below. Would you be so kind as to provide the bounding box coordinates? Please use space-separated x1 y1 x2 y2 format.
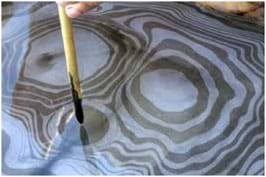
66 6 73 10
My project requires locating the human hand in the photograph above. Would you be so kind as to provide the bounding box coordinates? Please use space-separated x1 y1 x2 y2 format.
57 1 100 18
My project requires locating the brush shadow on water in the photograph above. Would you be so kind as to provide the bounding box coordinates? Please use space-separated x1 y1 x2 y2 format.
80 106 109 145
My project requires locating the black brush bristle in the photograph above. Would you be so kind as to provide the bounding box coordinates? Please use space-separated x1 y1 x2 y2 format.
69 74 84 124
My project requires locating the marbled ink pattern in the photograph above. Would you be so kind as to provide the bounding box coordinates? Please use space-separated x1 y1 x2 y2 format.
2 2 264 175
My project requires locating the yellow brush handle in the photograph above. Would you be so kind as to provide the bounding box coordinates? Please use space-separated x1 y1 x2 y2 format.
58 5 82 99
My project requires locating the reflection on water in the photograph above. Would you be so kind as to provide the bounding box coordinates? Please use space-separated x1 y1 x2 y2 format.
2 2 264 175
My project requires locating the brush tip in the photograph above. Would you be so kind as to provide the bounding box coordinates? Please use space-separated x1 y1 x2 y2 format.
75 101 84 124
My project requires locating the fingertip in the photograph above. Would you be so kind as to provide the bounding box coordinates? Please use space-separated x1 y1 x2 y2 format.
65 6 82 18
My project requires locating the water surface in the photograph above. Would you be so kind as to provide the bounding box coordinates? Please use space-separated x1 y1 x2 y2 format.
2 2 264 175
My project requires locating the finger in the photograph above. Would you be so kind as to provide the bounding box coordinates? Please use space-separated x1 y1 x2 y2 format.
65 2 100 18
83 2 101 10
65 6 82 18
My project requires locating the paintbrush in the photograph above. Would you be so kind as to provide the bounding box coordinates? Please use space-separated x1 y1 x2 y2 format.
58 5 84 124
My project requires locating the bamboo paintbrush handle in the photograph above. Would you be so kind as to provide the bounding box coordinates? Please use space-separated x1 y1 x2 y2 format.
58 5 82 98
58 5 84 123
